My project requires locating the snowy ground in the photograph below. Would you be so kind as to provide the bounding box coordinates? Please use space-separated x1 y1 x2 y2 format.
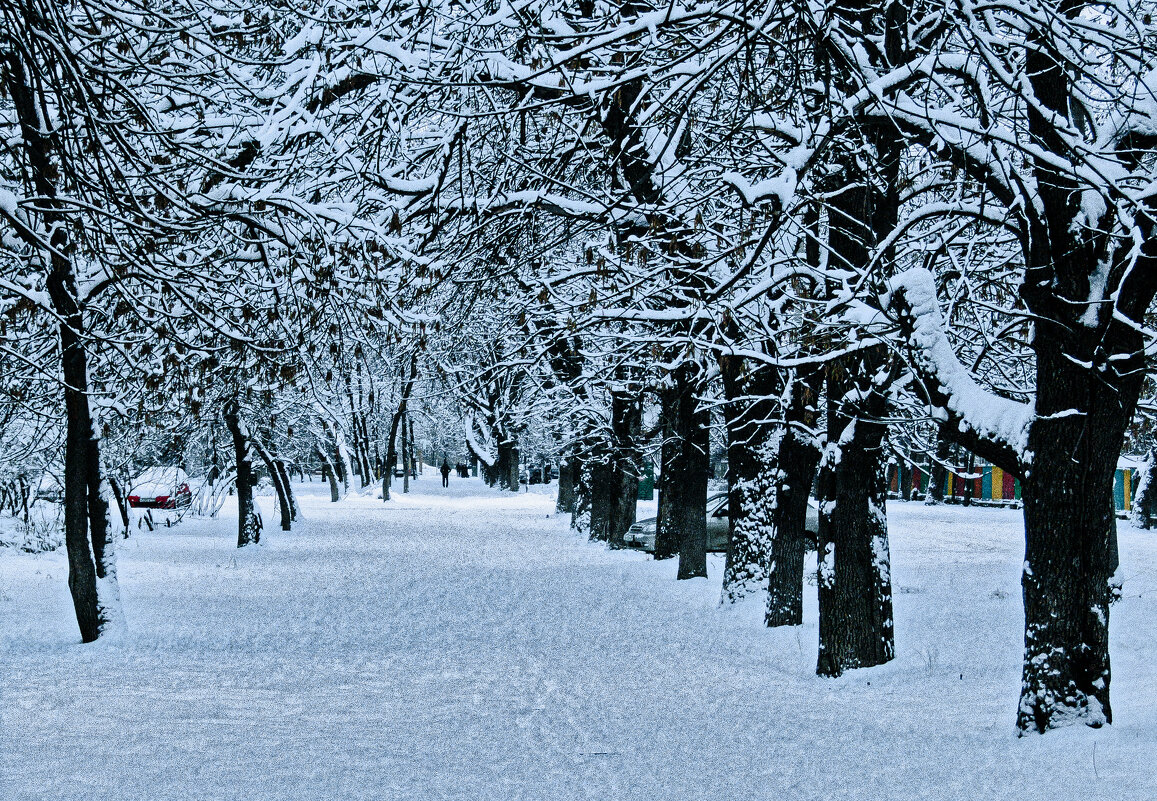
2 477 1155 800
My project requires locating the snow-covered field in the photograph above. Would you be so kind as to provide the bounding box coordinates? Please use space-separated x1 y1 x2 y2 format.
2 477 1155 800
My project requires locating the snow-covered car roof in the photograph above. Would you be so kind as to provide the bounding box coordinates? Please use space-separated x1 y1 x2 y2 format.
130 466 190 497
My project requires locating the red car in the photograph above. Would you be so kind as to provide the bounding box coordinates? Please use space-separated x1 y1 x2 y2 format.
127 467 193 509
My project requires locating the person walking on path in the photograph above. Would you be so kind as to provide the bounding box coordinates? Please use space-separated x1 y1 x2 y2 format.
440 459 451 488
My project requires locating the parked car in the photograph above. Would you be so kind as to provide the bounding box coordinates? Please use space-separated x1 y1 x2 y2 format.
392 466 416 479
127 467 192 509
623 493 819 553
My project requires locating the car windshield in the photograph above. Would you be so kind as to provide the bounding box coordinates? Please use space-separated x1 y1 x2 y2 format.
706 493 728 515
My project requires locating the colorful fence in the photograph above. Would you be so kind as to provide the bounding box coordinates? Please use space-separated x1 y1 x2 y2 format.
887 463 1136 511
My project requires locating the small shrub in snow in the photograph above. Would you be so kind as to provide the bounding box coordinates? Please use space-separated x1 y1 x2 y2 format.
0 502 64 553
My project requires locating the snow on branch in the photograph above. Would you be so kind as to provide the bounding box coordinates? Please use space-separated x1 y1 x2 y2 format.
720 169 797 208
886 268 1033 474
1102 69 1157 167
465 414 497 468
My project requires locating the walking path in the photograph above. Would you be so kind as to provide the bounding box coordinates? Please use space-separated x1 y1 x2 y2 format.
2 477 1155 799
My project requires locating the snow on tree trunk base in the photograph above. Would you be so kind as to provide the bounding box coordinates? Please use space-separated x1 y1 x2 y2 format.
721 465 777 605
719 356 781 605
815 416 895 678
1016 472 1116 733
1010 331 1135 733
766 416 822 627
655 367 709 578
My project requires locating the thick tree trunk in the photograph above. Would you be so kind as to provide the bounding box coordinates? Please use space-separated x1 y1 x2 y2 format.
654 405 681 561
962 451 976 507
84 443 121 635
556 456 577 514
587 450 614 542
926 433 949 505
225 401 260 547
318 447 341 502
385 411 401 501
509 446 520 491
810 87 900 671
334 441 350 494
402 414 410 494
657 366 710 578
57 287 118 643
609 463 639 547
12 50 121 642
674 410 710 580
276 459 298 522
1131 448 1157 529
655 368 709 576
570 457 592 535
719 356 781 604
766 379 822 627
253 440 291 531
1014 346 1133 732
496 439 518 492
815 358 895 677
608 391 642 547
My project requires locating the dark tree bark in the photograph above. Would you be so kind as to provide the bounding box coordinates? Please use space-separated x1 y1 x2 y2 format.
587 446 614 542
926 432 949 505
401 413 410 494
570 457 592 535
718 355 782 603
346 390 367 488
556 456 577 514
5 53 119 642
674 406 710 580
654 365 709 578
808 0 903 673
224 400 261 547
384 411 400 502
1131 448 1157 529
277 459 298 521
1012 339 1138 732
108 476 130 539
333 442 348 493
496 439 516 491
607 390 642 547
815 353 895 677
508 445 520 491
482 460 498 487
384 353 419 502
655 366 709 576
899 461 911 501
766 376 823 627
318 446 341 502
253 440 291 531
408 417 417 480
962 451 976 507
653 405 681 561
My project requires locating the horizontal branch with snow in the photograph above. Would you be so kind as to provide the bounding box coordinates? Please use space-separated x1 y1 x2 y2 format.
886 268 1033 475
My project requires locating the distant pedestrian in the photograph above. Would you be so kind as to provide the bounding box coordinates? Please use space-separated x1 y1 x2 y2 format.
440 459 451 487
